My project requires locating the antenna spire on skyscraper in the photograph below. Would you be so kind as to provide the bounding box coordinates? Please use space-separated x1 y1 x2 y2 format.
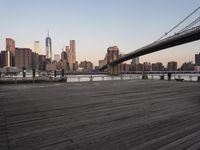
45 29 52 62
48 29 49 37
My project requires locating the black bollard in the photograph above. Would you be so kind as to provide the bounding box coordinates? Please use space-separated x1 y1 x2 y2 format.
61 69 64 78
198 76 200 82
168 73 171 81
23 67 26 78
54 70 57 78
160 75 164 80
142 74 148 79
32 69 35 80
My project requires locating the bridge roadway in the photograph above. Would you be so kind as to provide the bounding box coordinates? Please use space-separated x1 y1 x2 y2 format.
0 80 200 150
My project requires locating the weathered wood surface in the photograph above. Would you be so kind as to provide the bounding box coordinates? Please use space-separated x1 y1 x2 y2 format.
0 80 200 150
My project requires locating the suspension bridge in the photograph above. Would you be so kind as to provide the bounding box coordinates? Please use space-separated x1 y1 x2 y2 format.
100 7 200 75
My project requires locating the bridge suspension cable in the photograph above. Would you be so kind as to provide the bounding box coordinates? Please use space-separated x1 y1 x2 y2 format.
178 16 200 33
157 6 200 41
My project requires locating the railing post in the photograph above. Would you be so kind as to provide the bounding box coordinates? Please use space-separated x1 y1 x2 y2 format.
189 75 192 81
54 70 57 78
198 76 200 82
142 74 148 79
160 75 164 80
61 69 64 78
168 73 171 81
32 69 35 82
90 75 93 82
23 67 26 78
120 74 123 80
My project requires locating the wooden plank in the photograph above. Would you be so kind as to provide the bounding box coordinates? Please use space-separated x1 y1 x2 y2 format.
0 80 200 149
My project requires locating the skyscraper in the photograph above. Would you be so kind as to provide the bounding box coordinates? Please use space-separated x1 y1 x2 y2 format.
6 38 15 66
54 54 60 62
70 40 76 64
167 61 177 71
45 31 52 61
66 40 76 70
61 51 67 61
79 61 93 71
152 62 163 71
132 57 139 65
15 48 32 70
0 51 11 67
34 41 40 54
6 38 15 55
195 53 200 65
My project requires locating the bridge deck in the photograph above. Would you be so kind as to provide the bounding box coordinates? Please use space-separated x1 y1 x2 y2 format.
0 80 200 150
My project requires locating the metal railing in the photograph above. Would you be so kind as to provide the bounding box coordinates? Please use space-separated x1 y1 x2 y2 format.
1 72 200 83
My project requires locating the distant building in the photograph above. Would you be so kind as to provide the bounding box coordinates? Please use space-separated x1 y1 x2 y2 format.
131 63 144 71
46 61 57 71
34 41 40 54
45 32 52 61
61 51 67 61
143 62 151 71
94 66 99 71
152 62 163 71
120 63 130 72
66 40 76 70
195 53 200 66
0 50 12 67
99 59 106 68
0 52 2 67
167 61 177 71
180 61 195 71
99 54 107 68
32 52 39 70
195 66 200 71
131 57 139 65
6 38 15 55
38 55 46 71
54 54 60 62
73 61 79 71
79 61 93 71
15 48 32 70
6 38 15 66
70 40 76 64
137 63 143 71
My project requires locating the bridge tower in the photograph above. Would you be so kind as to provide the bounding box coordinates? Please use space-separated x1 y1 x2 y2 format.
107 46 119 75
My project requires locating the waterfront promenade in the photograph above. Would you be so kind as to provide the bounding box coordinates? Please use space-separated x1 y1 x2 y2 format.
0 80 200 150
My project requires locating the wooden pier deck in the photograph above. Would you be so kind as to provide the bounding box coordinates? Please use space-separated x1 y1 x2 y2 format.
0 80 200 150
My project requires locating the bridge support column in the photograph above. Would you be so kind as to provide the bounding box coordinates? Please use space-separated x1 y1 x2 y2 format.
107 64 119 75
107 46 120 76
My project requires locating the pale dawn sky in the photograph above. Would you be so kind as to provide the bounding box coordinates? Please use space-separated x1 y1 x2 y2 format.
0 0 200 66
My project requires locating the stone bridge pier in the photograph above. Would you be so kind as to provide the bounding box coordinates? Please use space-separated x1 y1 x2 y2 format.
107 46 120 75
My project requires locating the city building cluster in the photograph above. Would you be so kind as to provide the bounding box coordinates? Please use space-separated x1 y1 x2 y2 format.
98 46 200 73
0 34 94 72
0 35 200 73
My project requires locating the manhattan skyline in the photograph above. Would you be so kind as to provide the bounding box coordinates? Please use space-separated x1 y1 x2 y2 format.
0 0 200 66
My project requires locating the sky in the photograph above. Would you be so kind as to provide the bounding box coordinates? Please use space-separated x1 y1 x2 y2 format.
0 0 200 67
